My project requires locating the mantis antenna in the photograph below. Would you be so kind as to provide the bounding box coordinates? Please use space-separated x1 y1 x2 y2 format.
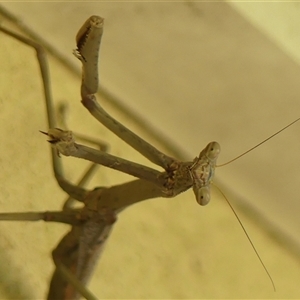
214 185 276 291
217 117 300 167
207 116 300 291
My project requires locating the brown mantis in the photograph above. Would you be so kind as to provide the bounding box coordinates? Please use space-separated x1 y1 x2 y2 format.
1 14 300 299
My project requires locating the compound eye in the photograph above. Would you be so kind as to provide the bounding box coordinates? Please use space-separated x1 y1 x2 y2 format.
194 186 210 206
206 141 221 160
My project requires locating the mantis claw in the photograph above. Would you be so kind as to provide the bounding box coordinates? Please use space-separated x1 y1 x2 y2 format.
40 128 78 156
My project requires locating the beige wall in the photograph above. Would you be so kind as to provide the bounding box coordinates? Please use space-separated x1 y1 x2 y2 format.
1 2 300 299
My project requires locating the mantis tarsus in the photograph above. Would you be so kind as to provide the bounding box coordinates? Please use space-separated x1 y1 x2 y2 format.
0 14 299 299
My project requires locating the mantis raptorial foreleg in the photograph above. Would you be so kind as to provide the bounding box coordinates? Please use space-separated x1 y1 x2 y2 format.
47 15 219 205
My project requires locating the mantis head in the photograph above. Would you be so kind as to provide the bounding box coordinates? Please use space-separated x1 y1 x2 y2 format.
189 141 220 206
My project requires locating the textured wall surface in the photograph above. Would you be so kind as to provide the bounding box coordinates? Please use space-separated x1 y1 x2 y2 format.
0 2 300 299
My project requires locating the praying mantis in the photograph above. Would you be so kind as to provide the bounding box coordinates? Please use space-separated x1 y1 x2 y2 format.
1 13 300 299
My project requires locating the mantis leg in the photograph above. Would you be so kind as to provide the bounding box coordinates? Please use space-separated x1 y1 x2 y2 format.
48 203 117 300
0 26 87 202
57 102 108 211
75 16 176 170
